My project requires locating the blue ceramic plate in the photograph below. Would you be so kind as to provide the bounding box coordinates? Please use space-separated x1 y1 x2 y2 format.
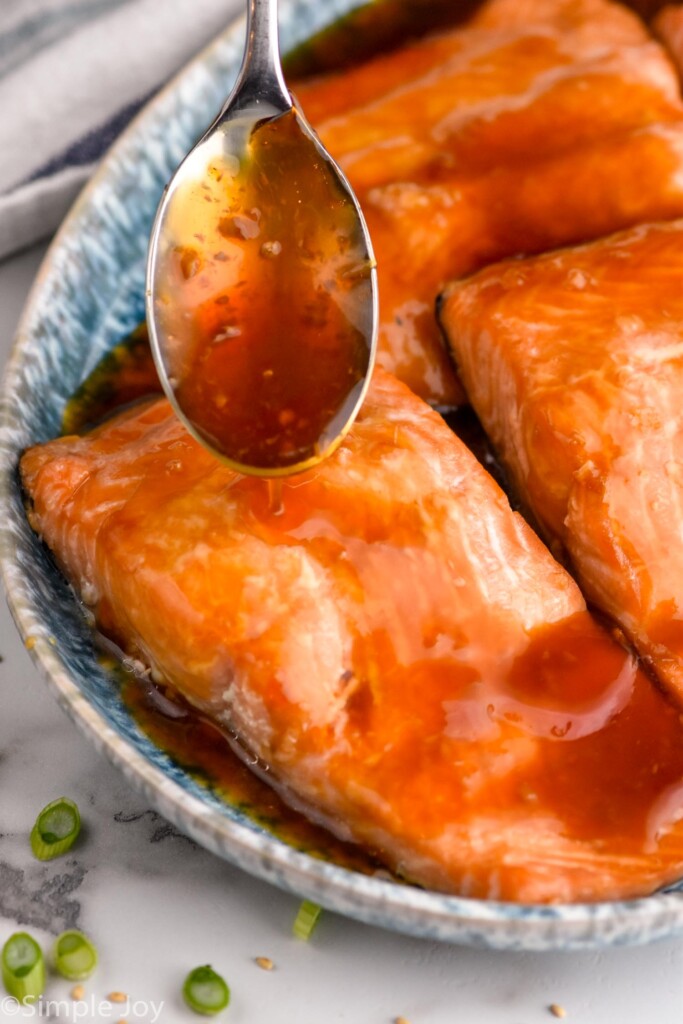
2 0 683 951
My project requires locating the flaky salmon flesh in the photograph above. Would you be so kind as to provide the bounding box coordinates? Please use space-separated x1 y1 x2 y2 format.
294 0 683 406
441 219 683 710
21 371 683 903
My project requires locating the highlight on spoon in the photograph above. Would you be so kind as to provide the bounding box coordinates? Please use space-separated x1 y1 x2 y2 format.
147 104 378 477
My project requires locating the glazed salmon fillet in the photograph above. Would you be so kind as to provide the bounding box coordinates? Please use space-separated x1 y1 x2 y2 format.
21 371 683 902
362 120 683 404
308 11 680 190
294 0 683 406
441 219 683 706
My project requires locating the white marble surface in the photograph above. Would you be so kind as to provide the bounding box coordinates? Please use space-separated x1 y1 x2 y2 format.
0 244 682 1024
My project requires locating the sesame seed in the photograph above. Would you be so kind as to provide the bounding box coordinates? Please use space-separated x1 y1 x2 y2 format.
260 240 282 259
255 956 275 971
549 1004 567 1018
108 992 128 1004
70 985 85 1001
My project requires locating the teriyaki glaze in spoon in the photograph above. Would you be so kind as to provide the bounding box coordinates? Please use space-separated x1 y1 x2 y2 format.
147 0 378 476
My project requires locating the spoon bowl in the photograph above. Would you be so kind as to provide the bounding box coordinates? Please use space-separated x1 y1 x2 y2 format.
146 0 378 476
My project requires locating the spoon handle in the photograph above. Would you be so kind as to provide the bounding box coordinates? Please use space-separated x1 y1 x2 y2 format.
223 0 292 116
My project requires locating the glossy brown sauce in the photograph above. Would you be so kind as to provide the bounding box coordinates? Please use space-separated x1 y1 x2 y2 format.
63 324 160 434
500 616 683 850
152 108 374 473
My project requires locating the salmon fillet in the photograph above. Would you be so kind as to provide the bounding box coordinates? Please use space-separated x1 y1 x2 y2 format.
441 219 683 707
21 370 683 902
310 23 681 190
294 0 683 406
362 120 683 404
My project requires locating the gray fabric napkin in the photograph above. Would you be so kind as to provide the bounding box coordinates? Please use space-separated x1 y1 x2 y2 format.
0 0 243 261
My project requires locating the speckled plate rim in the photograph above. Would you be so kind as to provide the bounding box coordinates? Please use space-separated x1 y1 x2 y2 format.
2 0 683 952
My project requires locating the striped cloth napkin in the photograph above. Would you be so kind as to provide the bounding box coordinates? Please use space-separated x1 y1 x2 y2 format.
0 0 243 261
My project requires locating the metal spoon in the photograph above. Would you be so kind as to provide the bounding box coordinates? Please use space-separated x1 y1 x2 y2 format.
146 0 378 477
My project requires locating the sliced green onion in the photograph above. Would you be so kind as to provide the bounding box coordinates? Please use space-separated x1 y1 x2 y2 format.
30 797 81 861
183 966 230 1016
2 932 45 1004
292 900 322 941
52 930 98 981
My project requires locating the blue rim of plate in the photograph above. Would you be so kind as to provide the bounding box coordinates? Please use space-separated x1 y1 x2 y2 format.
1 0 683 951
